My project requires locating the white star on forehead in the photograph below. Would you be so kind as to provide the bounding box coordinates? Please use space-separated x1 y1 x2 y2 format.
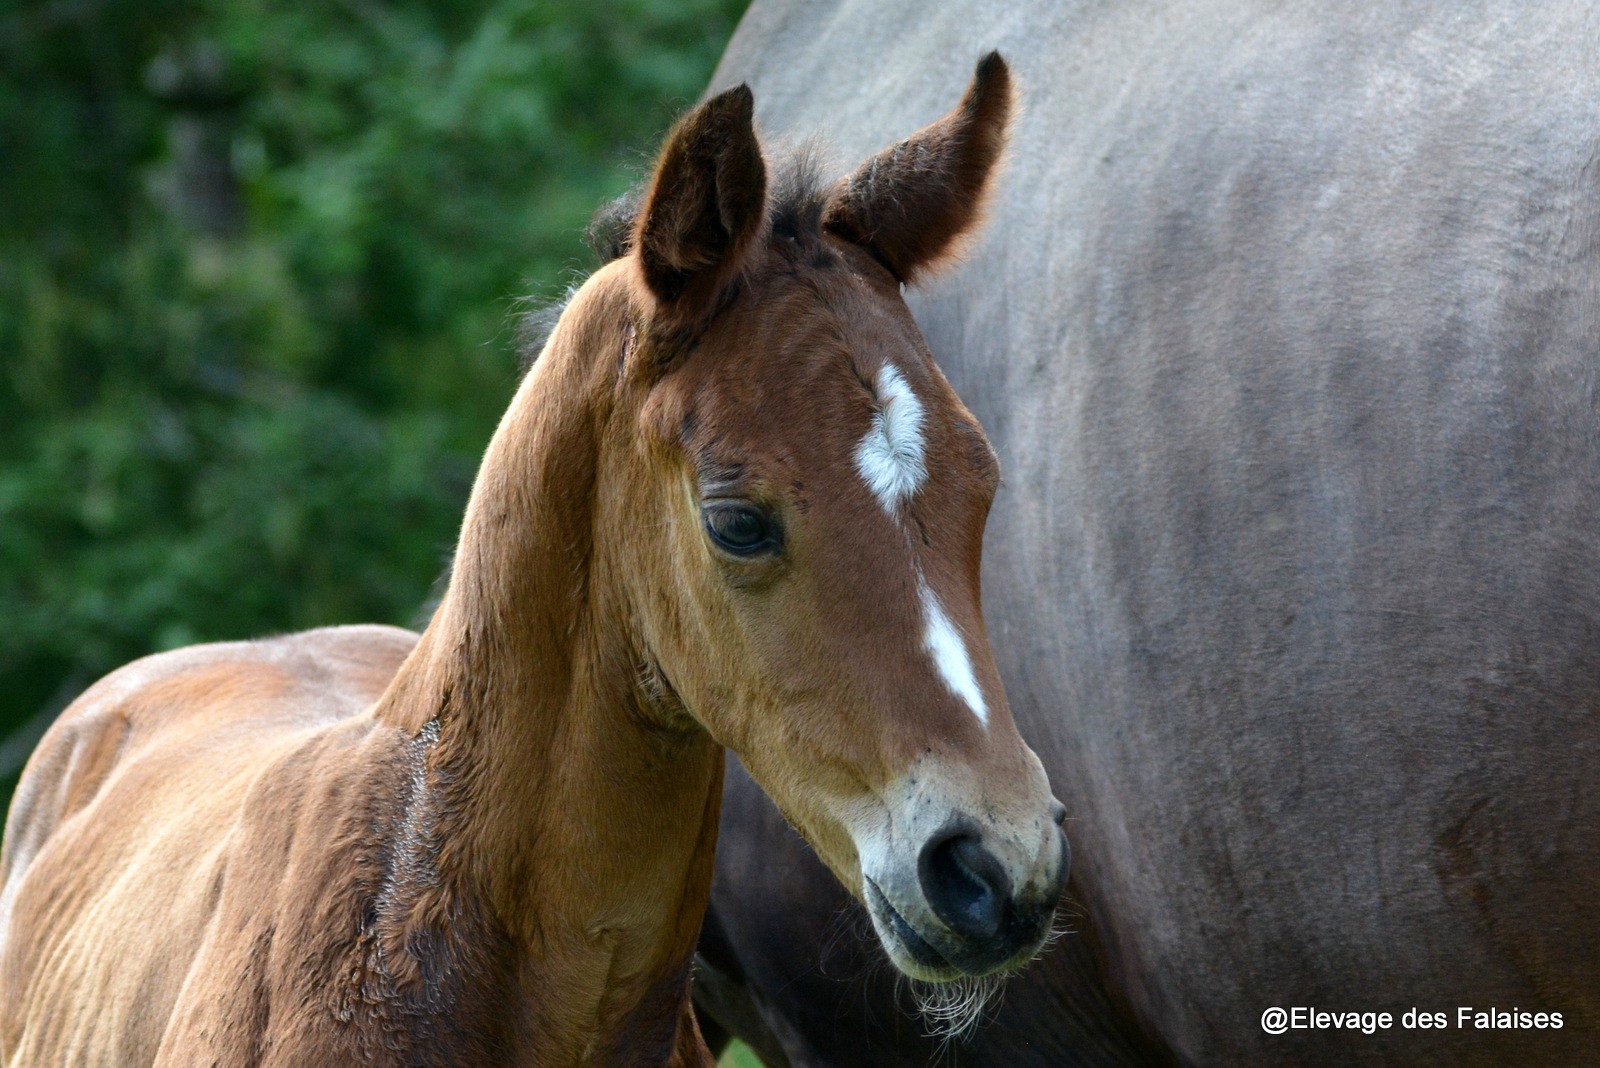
855 363 927 513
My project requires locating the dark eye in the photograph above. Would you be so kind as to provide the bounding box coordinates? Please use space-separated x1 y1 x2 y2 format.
704 503 778 555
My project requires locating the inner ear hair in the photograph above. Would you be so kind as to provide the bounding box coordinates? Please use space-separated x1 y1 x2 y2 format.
634 84 769 338
822 52 1014 284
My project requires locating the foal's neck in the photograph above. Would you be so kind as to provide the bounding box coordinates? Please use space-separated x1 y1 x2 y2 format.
373 277 721 1062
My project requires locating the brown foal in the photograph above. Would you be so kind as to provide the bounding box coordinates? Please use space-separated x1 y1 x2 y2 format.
0 54 1065 1066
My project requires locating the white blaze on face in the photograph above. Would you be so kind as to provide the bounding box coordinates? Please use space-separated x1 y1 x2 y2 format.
855 360 988 727
919 577 989 725
855 363 927 512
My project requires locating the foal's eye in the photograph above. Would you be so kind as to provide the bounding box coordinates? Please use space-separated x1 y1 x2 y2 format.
703 503 778 555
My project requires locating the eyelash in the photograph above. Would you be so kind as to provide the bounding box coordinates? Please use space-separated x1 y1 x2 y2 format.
703 502 781 555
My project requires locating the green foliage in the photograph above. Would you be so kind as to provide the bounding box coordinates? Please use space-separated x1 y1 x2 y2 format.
719 1040 765 1067
0 0 748 792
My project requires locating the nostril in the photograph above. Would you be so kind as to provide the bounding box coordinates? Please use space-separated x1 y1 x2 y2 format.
1049 798 1067 826
918 830 1012 943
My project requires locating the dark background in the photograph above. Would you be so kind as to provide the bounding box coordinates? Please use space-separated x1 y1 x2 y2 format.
0 0 750 806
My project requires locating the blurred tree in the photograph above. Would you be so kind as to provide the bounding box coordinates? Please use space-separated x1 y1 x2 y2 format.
0 0 749 803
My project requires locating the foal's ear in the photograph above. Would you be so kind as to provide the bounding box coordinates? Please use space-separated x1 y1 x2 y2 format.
822 52 1014 283
634 85 768 335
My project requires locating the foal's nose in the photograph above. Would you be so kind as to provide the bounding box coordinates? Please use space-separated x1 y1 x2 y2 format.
919 828 1012 943
917 817 1070 972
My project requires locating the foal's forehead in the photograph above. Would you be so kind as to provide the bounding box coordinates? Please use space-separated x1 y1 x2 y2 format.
725 251 929 395
655 242 994 496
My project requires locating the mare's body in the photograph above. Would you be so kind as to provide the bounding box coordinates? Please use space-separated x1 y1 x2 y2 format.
697 3 1600 1064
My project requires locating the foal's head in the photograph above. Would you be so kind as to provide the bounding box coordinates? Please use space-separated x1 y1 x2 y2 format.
564 54 1065 983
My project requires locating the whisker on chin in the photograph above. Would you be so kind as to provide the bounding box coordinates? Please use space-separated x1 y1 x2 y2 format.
1035 913 1075 959
910 971 1006 1046
1039 893 1088 956
818 901 879 983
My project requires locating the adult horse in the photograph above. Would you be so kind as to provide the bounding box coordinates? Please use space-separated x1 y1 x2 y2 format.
695 2 1600 1064
0 59 1070 1066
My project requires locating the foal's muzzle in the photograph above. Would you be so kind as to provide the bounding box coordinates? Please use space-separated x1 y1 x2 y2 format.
865 807 1069 979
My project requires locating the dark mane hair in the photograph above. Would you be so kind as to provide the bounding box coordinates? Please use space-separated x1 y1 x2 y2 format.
589 142 833 266
585 188 642 266
768 143 834 258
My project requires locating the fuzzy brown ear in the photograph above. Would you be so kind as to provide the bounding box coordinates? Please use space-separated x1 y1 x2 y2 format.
822 52 1013 283
634 85 768 335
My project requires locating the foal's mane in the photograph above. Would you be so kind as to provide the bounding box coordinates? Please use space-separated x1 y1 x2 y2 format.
589 145 834 267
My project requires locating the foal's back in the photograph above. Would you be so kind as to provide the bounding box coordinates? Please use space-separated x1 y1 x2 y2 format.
0 624 416 1064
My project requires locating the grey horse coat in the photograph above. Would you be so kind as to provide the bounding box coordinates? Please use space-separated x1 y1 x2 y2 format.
694 2 1600 1064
